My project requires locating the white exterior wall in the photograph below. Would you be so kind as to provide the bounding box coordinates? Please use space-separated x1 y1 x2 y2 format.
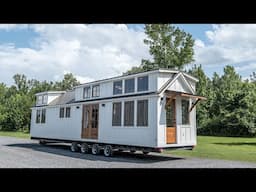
98 96 158 147
75 73 158 102
167 76 192 93
157 73 173 90
156 96 196 148
30 105 82 140
31 96 159 148
75 87 83 101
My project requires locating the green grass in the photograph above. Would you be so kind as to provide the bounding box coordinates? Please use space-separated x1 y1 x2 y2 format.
0 131 30 139
165 136 256 163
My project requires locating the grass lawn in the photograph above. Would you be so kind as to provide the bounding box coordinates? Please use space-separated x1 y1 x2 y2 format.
0 131 30 139
165 136 256 163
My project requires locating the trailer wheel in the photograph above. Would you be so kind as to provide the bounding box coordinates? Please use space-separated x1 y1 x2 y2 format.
70 142 79 152
91 144 100 155
142 151 150 155
103 145 113 157
130 150 136 153
39 140 46 145
80 143 89 154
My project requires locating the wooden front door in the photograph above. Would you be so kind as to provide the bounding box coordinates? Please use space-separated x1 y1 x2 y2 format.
166 98 176 144
81 104 99 139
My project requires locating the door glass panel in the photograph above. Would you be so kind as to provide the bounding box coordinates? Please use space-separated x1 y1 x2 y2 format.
166 99 175 127
85 108 90 128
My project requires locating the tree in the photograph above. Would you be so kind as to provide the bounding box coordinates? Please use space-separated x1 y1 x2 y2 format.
54 73 80 91
13 74 29 94
123 66 145 75
141 24 195 71
202 66 256 136
187 65 212 129
0 83 8 130
0 73 81 131
250 72 256 82
2 94 31 131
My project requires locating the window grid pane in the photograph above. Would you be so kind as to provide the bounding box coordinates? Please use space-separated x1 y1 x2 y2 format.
41 109 46 123
112 102 122 126
66 107 71 118
38 96 42 104
137 100 148 126
113 81 122 95
59 107 65 118
137 76 148 92
42 95 47 104
92 85 100 97
124 101 134 126
125 78 135 93
83 87 90 98
36 110 41 123
182 100 190 125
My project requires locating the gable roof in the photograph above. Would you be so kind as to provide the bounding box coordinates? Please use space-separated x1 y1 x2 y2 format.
158 72 195 95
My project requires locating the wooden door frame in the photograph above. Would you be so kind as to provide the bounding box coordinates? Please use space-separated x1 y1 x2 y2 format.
166 97 177 144
81 103 99 139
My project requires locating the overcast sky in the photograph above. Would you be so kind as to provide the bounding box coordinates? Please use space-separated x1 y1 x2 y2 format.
0 24 255 86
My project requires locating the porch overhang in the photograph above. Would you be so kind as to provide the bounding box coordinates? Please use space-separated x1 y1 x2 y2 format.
165 90 207 112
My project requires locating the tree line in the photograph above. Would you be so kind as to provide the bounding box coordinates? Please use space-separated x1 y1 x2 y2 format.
0 73 79 131
189 65 256 136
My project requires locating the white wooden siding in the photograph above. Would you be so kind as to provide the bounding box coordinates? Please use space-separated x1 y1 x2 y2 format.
167 76 193 94
30 105 82 140
75 73 158 102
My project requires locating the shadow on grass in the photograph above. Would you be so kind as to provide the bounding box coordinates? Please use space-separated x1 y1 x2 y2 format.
214 142 256 146
6 142 184 164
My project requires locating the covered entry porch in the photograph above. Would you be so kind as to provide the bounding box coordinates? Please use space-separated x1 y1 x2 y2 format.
164 90 206 144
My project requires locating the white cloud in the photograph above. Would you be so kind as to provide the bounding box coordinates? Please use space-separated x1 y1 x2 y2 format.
235 63 256 72
0 24 150 85
195 24 256 69
75 75 95 84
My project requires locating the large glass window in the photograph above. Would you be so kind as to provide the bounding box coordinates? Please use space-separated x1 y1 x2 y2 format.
113 80 122 95
36 110 41 123
59 107 65 118
112 102 122 126
137 100 148 126
65 107 71 118
182 99 190 125
125 78 135 93
92 85 100 97
124 101 134 126
83 86 91 98
41 109 46 123
137 76 148 92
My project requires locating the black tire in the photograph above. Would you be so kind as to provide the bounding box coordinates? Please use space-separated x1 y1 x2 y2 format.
39 140 46 145
80 143 89 154
91 144 100 155
70 142 79 152
104 145 113 157
142 151 150 155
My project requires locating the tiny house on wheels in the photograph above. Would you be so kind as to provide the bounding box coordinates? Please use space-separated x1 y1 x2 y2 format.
30 69 206 157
